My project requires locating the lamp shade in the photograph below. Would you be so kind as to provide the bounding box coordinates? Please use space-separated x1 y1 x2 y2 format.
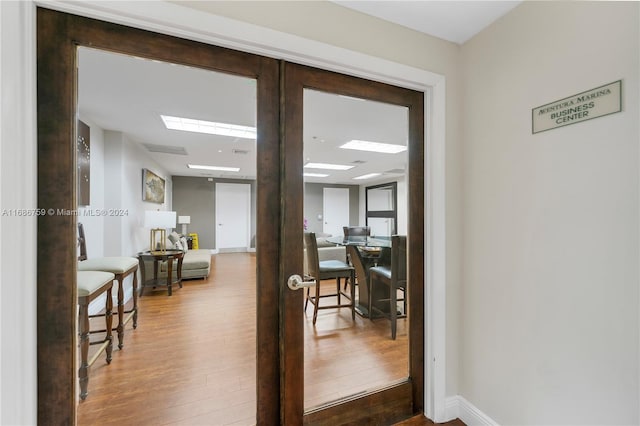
177 215 191 225
144 210 176 229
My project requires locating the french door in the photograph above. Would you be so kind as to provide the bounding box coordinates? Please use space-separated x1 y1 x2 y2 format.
36 7 423 424
281 63 424 424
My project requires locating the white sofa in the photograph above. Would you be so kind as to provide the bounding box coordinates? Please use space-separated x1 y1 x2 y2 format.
143 232 211 280
169 249 211 279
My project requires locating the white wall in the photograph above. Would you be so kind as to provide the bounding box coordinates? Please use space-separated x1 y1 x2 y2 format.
103 130 124 256
101 130 173 257
85 128 172 314
122 137 173 255
397 177 407 235
0 2 36 424
460 2 639 424
77 116 105 258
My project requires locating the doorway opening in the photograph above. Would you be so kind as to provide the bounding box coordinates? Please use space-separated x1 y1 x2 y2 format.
39 6 432 422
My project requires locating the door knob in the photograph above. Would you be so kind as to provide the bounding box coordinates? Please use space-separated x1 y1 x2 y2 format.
287 274 316 290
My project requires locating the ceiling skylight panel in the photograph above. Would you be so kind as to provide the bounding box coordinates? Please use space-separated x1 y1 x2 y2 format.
188 164 240 172
304 162 354 171
353 173 382 180
161 114 256 139
339 139 407 154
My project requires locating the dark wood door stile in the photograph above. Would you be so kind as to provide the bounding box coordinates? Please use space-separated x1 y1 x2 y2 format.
37 7 424 425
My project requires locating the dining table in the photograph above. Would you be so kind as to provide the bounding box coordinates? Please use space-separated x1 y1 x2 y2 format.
325 235 392 317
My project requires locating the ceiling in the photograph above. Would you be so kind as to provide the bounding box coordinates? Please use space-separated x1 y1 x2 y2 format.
332 1 521 44
77 2 520 185
78 48 408 185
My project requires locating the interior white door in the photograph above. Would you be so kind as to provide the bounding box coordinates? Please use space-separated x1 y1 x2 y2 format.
322 187 349 236
215 182 251 251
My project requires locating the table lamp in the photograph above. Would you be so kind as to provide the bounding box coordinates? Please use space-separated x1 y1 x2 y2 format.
144 210 176 252
177 215 191 236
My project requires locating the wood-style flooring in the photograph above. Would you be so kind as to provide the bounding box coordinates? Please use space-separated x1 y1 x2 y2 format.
78 252 415 425
394 415 466 426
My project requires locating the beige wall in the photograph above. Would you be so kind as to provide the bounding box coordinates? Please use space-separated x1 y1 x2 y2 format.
178 0 465 398
460 1 639 423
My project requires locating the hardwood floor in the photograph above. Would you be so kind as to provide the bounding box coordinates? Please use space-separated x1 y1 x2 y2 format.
78 252 410 425
302 281 408 408
394 415 466 426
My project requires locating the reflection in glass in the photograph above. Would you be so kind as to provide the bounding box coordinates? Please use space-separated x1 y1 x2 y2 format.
303 89 409 410
368 217 395 237
368 186 395 211
76 47 257 425
366 182 398 236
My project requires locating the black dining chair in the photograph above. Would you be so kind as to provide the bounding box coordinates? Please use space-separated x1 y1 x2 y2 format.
304 232 355 324
368 235 407 339
343 225 370 240
342 226 372 290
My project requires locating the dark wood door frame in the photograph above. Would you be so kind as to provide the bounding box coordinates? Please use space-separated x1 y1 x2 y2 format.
281 63 424 425
37 7 424 425
36 8 280 424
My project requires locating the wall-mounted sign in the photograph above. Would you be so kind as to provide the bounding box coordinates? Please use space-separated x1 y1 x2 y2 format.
532 80 621 134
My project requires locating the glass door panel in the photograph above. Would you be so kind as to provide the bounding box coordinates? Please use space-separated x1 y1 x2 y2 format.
76 47 260 425
368 217 395 237
366 182 399 236
368 184 396 210
302 88 410 409
37 10 283 424
275 51 430 424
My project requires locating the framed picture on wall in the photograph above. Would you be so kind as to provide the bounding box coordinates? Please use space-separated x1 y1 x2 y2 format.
77 119 90 206
142 168 165 204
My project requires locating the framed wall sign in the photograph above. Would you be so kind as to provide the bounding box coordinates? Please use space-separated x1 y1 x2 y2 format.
532 80 622 134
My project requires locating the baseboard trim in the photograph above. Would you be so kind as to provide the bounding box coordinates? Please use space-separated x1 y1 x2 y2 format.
214 248 256 253
444 396 459 421
445 396 498 426
217 247 252 253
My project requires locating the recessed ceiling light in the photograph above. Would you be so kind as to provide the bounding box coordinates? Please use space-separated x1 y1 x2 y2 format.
353 173 382 180
161 115 256 139
304 162 354 171
303 173 330 178
340 140 407 154
188 164 240 172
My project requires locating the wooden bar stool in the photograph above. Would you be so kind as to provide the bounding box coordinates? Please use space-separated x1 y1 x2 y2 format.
78 223 139 349
77 270 115 400
78 258 138 349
